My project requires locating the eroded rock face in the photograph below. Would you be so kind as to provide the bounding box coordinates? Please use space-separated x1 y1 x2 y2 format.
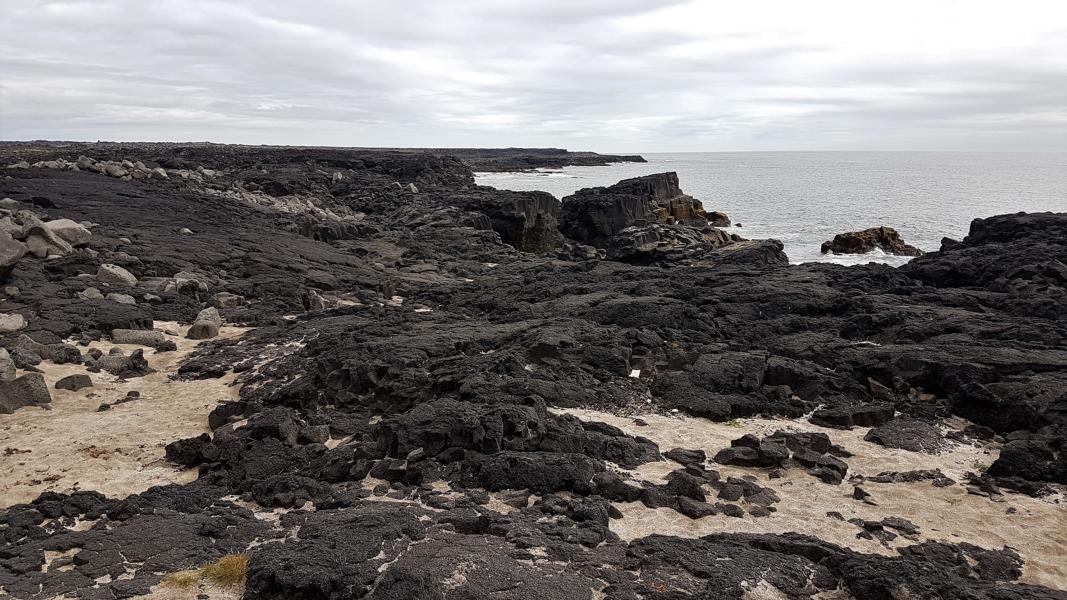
821 226 923 256
559 172 712 248
451 188 564 253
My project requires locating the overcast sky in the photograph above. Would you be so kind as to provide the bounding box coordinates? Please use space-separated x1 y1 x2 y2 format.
2 0 1065 152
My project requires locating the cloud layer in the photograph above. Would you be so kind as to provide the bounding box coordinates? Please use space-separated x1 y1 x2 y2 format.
2 0 1065 151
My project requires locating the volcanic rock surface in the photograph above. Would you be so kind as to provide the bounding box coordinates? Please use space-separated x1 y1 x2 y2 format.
0 142 1065 599
821 226 924 256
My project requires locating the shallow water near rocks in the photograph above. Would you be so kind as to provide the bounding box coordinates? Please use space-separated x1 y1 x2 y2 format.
477 151 1067 265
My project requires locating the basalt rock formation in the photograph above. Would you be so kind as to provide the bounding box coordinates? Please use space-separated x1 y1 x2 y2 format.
821 226 924 256
437 147 647 171
0 142 1064 599
559 172 716 248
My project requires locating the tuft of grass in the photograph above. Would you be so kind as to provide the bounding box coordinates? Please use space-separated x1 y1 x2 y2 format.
971 461 991 473
162 553 250 589
162 571 200 588
724 419 742 428
200 553 250 587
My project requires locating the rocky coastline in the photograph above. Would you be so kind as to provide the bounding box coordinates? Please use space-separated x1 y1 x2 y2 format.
0 142 1064 599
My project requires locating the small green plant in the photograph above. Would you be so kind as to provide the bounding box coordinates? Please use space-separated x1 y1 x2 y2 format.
970 461 990 473
724 419 742 428
162 553 250 589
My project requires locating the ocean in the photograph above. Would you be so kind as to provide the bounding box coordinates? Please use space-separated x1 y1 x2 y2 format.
475 152 1067 265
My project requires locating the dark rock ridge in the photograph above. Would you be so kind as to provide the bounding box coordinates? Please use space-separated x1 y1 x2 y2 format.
0 142 1065 599
821 226 923 256
431 147 647 171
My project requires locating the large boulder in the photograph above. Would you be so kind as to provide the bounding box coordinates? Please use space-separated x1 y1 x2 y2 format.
820 226 922 256
0 372 52 413
0 230 27 278
56 374 94 391
559 172 711 248
44 219 92 246
18 211 74 258
187 306 222 340
864 418 946 454
97 263 138 287
0 312 27 333
112 328 177 351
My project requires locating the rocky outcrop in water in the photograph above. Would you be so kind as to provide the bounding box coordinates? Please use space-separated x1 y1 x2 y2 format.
821 226 923 256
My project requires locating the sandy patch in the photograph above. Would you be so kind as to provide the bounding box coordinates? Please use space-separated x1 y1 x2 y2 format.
132 580 242 600
0 322 248 508
554 408 1067 589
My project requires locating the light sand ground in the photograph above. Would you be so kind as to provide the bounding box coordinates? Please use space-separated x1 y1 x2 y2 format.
554 408 1067 589
132 581 242 600
0 322 248 508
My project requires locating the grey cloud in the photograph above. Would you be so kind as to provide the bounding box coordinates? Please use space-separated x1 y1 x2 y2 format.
1 0 1064 151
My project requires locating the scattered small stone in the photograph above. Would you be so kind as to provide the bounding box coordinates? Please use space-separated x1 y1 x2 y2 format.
852 485 876 504
106 292 137 305
97 391 142 412
77 287 105 300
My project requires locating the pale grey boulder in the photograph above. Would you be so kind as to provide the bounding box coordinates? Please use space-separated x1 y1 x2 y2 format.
187 307 222 340
44 218 92 247
106 292 137 305
112 328 177 351
78 287 105 300
0 312 27 333
97 263 138 287
19 211 74 258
